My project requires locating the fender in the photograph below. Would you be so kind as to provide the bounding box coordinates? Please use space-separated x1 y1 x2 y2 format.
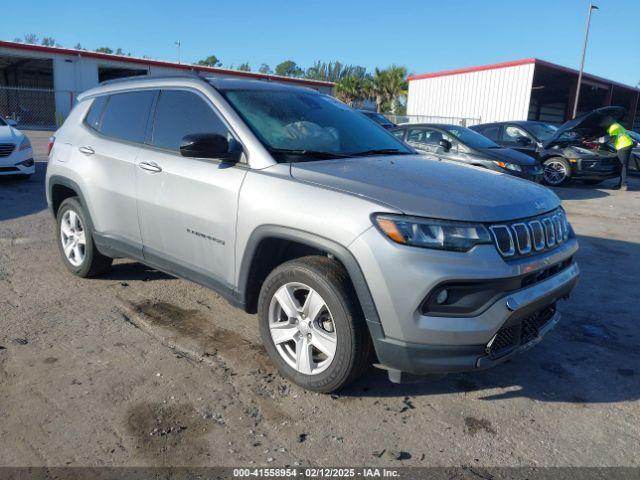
237 225 381 325
47 175 96 231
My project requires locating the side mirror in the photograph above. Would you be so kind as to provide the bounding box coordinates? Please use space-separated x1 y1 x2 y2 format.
6 119 17 127
180 133 242 162
438 139 452 152
516 136 532 146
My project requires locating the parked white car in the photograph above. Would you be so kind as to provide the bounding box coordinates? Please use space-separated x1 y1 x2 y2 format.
0 117 34 179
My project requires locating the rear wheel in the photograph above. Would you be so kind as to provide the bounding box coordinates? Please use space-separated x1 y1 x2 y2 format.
542 157 571 186
258 256 372 393
56 197 112 277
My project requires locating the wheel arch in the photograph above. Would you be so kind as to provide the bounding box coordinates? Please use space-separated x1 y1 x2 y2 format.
48 175 97 233
238 226 381 327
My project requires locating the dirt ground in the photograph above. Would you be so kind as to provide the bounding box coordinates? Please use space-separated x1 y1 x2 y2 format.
0 131 639 468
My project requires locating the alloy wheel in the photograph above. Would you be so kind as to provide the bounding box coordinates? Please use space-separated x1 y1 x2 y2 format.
60 210 86 267
268 282 337 375
543 161 568 185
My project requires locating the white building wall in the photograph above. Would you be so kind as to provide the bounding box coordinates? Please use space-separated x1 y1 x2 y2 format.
407 63 535 125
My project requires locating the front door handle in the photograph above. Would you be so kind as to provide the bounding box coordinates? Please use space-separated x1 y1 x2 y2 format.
139 161 162 173
79 146 95 155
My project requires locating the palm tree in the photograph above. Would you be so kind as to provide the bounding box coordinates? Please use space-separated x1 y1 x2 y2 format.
382 65 408 115
335 76 364 106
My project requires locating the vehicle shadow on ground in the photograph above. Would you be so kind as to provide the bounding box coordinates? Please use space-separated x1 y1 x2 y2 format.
0 162 48 221
550 181 613 200
341 233 640 404
102 261 174 282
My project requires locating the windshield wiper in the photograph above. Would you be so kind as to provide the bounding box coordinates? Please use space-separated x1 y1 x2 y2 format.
348 148 411 157
270 148 348 161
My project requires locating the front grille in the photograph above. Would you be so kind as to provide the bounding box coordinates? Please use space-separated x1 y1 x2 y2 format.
489 208 570 259
0 143 16 157
488 305 557 358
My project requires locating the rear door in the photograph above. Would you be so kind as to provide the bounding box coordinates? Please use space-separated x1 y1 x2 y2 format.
135 89 247 288
81 90 155 256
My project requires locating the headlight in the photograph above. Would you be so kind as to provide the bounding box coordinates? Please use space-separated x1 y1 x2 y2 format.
373 214 492 252
19 138 32 151
494 161 521 172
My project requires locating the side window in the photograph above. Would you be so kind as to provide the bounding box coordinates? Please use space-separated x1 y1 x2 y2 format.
408 127 444 145
479 124 501 141
502 125 532 145
151 90 230 152
85 95 108 131
99 91 155 143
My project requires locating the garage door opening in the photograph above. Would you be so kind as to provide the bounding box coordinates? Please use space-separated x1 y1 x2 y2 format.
98 66 148 83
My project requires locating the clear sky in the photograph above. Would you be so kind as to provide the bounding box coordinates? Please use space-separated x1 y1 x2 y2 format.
5 0 640 87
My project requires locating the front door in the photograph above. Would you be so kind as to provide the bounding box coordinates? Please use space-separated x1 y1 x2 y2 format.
135 89 247 288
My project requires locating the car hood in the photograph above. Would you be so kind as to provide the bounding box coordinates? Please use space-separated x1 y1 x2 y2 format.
543 106 625 149
290 155 559 222
475 147 538 165
0 125 23 143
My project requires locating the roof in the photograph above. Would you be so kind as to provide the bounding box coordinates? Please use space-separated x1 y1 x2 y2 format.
408 58 640 92
0 40 334 89
206 77 318 92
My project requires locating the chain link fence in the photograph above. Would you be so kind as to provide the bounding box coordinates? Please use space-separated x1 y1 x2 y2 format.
383 113 481 127
0 86 76 130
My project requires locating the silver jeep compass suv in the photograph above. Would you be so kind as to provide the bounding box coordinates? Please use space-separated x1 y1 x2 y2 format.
46 75 579 392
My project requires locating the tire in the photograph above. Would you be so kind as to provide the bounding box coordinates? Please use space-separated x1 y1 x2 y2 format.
542 157 571 186
258 256 372 393
581 179 604 186
56 197 112 277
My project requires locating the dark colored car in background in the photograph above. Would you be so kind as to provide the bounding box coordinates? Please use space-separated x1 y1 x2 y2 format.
391 123 543 182
359 110 396 129
471 106 624 186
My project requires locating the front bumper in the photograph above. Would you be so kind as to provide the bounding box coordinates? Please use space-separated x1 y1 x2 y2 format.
572 157 620 179
0 148 35 176
349 226 579 378
368 263 578 377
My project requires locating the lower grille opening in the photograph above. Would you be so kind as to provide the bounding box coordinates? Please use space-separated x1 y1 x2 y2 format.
487 304 557 358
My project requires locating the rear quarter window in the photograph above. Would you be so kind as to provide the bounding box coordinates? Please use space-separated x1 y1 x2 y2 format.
84 96 108 131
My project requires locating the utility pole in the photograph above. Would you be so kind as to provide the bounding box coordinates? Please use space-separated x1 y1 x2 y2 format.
572 3 598 119
175 41 181 64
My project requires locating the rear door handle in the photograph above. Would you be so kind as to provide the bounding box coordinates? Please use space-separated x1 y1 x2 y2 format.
139 161 162 173
79 146 94 155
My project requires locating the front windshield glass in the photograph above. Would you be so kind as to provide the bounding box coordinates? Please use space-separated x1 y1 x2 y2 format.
443 126 499 149
221 89 412 161
364 111 395 127
527 123 558 141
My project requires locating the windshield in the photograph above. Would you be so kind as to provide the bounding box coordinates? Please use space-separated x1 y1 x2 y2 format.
443 126 499 149
526 123 558 141
220 89 412 161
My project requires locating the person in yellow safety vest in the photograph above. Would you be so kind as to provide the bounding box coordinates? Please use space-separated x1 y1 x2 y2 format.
607 121 634 191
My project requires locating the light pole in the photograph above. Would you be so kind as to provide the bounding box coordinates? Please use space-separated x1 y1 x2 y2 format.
175 41 181 64
572 3 599 119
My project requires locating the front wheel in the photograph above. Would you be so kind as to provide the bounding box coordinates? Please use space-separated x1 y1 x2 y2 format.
542 157 571 186
258 256 372 393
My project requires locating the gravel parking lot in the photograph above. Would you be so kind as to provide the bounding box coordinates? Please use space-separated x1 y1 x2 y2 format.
1 132 639 468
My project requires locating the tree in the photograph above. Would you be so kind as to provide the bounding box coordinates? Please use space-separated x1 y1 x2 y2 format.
275 60 303 77
41 37 56 47
197 55 221 67
95 47 113 54
24 33 38 44
305 61 367 82
238 62 251 72
258 63 271 74
335 76 367 106
368 66 407 113
73 43 84 50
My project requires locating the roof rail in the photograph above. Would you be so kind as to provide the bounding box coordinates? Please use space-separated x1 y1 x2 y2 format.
98 72 203 87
